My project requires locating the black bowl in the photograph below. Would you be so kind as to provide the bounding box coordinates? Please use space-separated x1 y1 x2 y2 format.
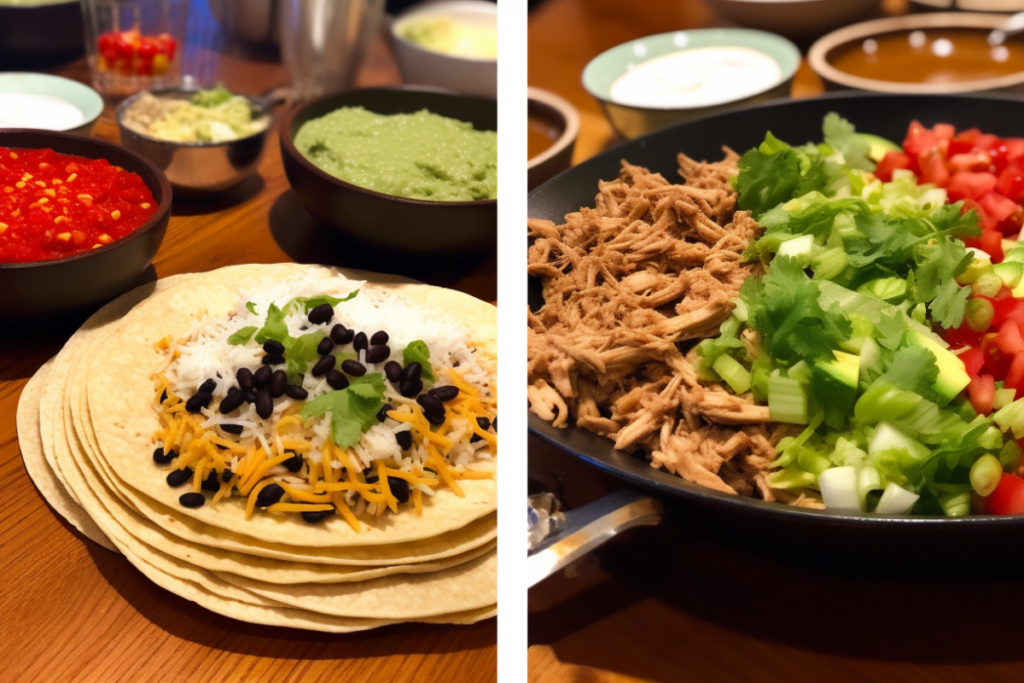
280 86 496 255
529 92 1024 558
0 1 84 67
0 130 172 319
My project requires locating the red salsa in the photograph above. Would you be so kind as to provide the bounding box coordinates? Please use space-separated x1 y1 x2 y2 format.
0 147 157 264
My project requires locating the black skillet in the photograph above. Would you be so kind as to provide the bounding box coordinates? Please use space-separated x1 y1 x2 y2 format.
528 93 1024 563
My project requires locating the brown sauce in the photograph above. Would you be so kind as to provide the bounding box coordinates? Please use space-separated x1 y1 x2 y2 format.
528 115 560 160
829 29 1024 84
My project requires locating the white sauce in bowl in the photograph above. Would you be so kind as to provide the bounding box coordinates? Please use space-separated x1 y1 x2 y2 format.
0 93 85 131
610 46 782 109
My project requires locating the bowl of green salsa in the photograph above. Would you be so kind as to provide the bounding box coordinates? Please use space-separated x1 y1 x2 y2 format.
280 86 496 255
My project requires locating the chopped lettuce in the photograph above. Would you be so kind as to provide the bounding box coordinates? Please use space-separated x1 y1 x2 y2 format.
299 374 386 448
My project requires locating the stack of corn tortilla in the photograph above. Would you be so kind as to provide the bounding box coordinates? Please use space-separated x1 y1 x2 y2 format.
17 263 496 632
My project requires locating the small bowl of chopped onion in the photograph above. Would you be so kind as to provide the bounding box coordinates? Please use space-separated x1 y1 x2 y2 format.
115 86 273 197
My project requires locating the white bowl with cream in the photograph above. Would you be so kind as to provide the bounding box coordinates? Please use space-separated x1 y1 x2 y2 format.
582 29 801 139
0 73 103 137
390 0 496 99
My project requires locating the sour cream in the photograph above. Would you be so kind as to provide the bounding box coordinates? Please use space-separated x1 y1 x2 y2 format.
610 46 782 109
0 93 85 131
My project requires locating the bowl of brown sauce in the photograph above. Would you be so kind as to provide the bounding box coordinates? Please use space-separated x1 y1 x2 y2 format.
809 12 1024 94
527 87 579 191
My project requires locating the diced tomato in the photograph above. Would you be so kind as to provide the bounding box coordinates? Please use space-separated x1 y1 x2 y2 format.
919 150 950 186
961 198 996 232
996 162 1024 202
947 172 999 201
980 229 1005 263
948 128 980 156
986 473 1024 515
874 151 912 182
903 120 941 158
989 295 1024 329
967 373 995 415
982 333 1012 376
994 320 1024 355
1005 351 1024 391
998 206 1024 238
989 138 1024 173
933 123 956 141
948 151 992 174
978 191 1019 224
958 346 986 377
946 323 985 350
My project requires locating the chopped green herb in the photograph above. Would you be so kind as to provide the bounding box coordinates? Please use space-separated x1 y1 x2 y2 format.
227 326 258 346
402 340 437 383
299 374 386 449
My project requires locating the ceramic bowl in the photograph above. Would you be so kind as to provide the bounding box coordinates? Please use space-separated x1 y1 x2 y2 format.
707 0 882 41
0 0 84 66
527 87 579 191
0 73 103 137
809 12 1024 94
582 29 801 140
391 0 497 99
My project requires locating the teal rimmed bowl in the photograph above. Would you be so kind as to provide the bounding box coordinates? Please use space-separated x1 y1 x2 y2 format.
582 29 801 140
0 73 104 137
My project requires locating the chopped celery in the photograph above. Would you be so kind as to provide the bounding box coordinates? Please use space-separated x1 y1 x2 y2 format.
857 277 907 302
970 454 1003 496
830 436 867 468
874 482 920 514
868 422 931 461
768 375 809 424
772 412 823 469
811 247 849 281
777 234 815 264
713 354 751 395
855 381 922 424
797 446 833 475
858 337 882 384
857 465 881 508
938 491 972 517
1000 439 1022 473
766 463 817 490
732 298 749 322
994 397 1024 439
818 466 861 510
995 387 1017 410
788 360 812 385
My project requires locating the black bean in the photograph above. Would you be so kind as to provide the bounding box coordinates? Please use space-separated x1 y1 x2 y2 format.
153 447 176 465
302 509 335 523
185 391 213 413
237 367 254 391
401 362 422 382
341 359 366 376
222 468 234 483
387 477 411 504
270 370 288 398
255 388 273 419
262 339 285 356
262 354 285 366
370 330 389 345
199 378 217 394
331 323 353 345
366 344 390 364
384 360 403 383
179 492 206 508
220 423 244 435
311 354 335 377
219 389 246 414
399 377 423 398
430 385 459 402
353 331 368 352
395 431 413 449
492 416 497 432
166 468 192 487
308 303 334 324
326 369 349 390
283 451 304 472
417 394 445 425
362 467 379 484
471 416 492 443
201 469 221 492
245 390 258 403
256 483 285 507
253 365 272 389
159 389 168 403
284 384 309 400
316 336 335 356
377 403 394 422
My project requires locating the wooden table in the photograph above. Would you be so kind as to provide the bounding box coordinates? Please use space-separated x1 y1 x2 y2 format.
0 25 496 683
527 1 1024 681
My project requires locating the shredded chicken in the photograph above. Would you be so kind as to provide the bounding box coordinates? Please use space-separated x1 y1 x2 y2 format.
528 150 815 504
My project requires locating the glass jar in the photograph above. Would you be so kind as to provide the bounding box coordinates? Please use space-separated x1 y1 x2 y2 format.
81 0 188 98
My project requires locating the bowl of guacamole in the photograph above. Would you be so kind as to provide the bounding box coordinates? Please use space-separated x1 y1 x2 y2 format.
281 86 496 255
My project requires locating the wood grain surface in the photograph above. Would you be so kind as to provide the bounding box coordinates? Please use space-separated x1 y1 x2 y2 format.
527 1 1024 682
0 22 496 683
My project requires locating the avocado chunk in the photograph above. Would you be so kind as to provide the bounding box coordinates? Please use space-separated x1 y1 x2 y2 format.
856 133 901 163
907 329 970 404
812 352 860 429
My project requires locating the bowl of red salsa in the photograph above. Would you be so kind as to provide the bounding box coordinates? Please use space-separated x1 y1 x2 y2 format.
0 130 171 318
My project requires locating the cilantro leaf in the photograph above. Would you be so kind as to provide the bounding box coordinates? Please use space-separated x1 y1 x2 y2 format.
299 373 386 449
285 291 360 315
285 330 326 379
928 279 972 330
881 345 939 398
402 340 437 383
254 303 289 344
227 326 258 346
822 112 873 172
246 301 257 315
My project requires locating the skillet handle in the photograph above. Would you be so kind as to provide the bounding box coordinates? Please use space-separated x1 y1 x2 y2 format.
526 490 663 588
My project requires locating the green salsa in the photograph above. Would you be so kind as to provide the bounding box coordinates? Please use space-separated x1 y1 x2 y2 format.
293 107 497 202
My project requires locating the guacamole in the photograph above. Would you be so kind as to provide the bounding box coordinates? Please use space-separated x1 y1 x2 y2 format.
294 107 497 202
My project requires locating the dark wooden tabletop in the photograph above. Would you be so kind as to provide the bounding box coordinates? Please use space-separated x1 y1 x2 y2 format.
0 16 496 683
527 1 1024 681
